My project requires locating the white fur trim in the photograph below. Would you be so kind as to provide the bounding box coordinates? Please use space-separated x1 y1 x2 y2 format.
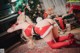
36 17 42 23
41 25 53 38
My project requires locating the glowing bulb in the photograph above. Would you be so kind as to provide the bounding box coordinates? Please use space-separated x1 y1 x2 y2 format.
11 0 16 2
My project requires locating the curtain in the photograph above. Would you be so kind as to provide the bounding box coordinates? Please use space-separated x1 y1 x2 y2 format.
40 0 80 15
40 0 67 15
52 0 67 15
40 0 55 10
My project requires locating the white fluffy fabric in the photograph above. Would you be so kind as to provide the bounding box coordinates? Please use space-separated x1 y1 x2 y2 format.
36 17 42 23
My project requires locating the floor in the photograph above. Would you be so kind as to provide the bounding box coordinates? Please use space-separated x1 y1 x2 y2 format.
6 28 80 53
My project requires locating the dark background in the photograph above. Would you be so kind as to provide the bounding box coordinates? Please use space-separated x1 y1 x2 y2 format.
0 0 21 50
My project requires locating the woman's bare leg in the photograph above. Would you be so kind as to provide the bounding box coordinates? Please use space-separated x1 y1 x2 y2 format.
52 26 59 38
52 25 74 42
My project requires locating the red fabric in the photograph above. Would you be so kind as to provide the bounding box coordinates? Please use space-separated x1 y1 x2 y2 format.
55 18 65 30
34 25 51 37
58 33 74 42
69 5 80 14
72 5 80 10
66 3 70 8
18 10 22 14
24 25 33 37
47 39 74 49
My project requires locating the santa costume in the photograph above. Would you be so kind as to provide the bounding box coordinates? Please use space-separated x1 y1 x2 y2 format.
34 23 74 49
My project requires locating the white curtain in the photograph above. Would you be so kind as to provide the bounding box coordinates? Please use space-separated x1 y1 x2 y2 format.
40 0 67 15
40 0 55 10
53 0 67 15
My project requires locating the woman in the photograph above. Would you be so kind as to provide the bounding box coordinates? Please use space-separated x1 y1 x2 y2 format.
7 21 36 49
7 13 74 49
34 18 74 49
7 12 35 49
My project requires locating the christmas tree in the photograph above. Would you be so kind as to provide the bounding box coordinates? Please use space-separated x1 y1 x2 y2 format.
15 0 43 23
15 0 28 12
